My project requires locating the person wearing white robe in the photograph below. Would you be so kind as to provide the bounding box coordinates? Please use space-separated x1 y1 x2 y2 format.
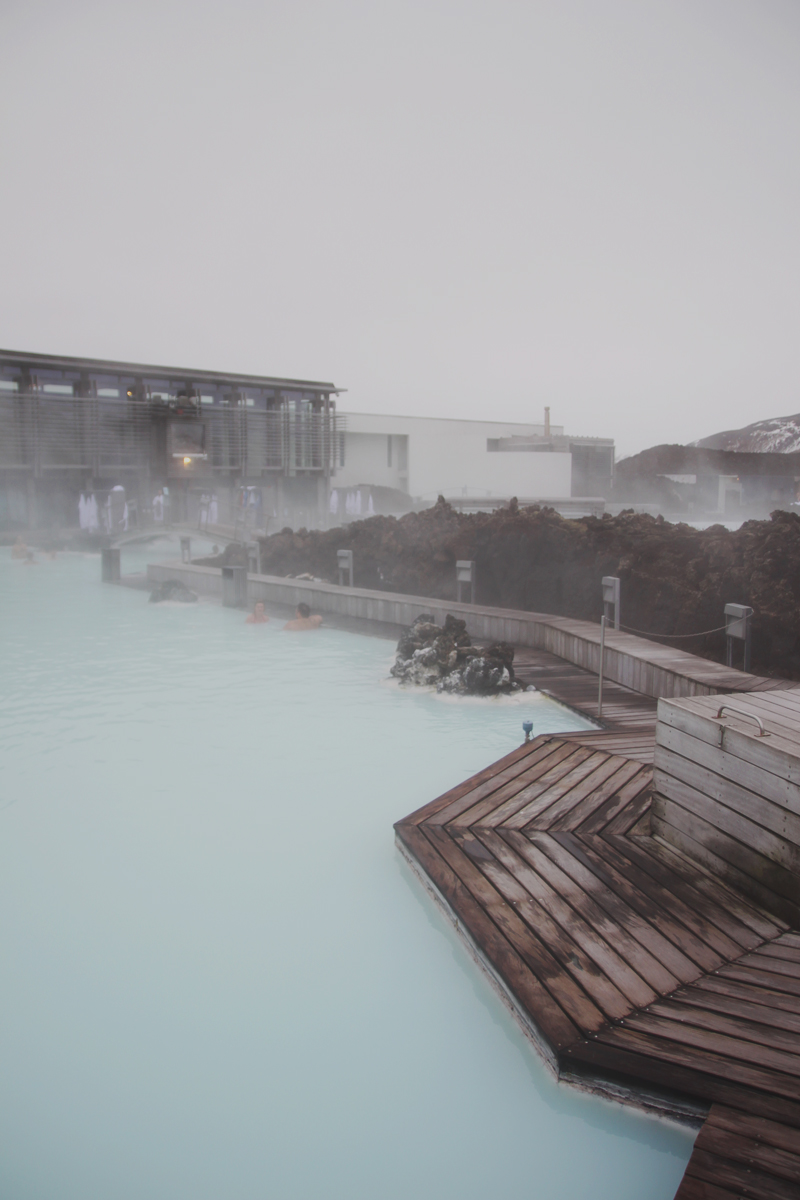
153 491 164 523
87 494 99 531
78 494 88 529
329 489 339 515
109 486 127 533
367 493 375 516
208 493 219 525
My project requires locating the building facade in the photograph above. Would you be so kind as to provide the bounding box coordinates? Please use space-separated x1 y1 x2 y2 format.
0 348 342 531
0 348 615 532
334 411 614 512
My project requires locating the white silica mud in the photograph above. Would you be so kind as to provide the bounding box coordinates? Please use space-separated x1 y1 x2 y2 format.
0 539 695 1200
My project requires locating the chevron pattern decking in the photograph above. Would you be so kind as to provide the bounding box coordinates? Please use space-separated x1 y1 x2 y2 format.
395 735 800 1200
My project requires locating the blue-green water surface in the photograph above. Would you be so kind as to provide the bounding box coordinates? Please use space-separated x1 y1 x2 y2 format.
0 542 695 1199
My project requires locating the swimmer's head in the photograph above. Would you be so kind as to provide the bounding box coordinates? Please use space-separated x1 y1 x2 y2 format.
296 602 311 619
254 602 265 616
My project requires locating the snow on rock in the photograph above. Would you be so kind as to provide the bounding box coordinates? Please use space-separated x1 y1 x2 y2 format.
694 414 800 454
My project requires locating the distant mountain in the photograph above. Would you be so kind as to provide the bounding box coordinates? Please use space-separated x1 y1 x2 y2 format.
694 414 800 453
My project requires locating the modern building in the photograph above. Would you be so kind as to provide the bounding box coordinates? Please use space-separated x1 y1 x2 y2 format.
0 347 615 532
0 348 343 530
333 410 614 514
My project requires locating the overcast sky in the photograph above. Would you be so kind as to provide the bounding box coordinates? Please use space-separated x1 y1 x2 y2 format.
1 0 798 456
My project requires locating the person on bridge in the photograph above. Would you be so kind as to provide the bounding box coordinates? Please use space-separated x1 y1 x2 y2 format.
246 602 269 624
283 602 322 631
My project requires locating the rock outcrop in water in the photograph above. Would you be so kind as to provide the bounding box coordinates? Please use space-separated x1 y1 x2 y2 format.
391 613 518 694
149 579 198 603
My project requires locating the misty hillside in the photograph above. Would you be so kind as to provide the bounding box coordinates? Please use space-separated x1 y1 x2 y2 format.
694 413 800 453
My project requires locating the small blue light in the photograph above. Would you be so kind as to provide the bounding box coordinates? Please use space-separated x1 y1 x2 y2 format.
522 720 533 741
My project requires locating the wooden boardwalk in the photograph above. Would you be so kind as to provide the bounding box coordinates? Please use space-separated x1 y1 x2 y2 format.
513 646 659 763
395 736 800 1199
511 645 798 765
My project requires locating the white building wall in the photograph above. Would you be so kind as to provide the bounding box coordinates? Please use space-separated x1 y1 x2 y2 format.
335 412 572 500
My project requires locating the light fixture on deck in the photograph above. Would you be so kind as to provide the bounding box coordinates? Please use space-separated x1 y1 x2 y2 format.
183 457 192 466
522 720 533 742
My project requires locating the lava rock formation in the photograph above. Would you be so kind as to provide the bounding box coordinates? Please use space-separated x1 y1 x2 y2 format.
391 612 518 695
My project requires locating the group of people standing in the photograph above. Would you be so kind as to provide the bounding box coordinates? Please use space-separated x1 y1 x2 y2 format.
78 486 129 533
328 488 375 517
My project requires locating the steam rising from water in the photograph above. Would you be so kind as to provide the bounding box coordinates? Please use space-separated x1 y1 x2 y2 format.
0 543 693 1199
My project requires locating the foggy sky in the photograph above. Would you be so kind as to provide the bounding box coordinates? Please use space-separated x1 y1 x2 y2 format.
1 0 798 457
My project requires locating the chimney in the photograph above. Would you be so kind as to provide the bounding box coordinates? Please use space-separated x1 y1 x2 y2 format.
544 406 551 437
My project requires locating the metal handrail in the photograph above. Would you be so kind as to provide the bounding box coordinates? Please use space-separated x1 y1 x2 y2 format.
714 705 768 737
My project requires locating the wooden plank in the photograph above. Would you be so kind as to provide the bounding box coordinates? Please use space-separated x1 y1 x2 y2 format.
445 741 580 828
673 1177 747 1200
673 985 800 1032
654 770 800 878
552 766 652 836
683 1147 800 1200
582 1025 800 1102
421 823 607 1035
657 744 800 849
522 755 637 831
643 835 785 942
643 1000 800 1060
720 965 800 1000
658 700 800 788
708 1106 800 1160
500 751 611 831
399 739 550 826
471 827 656 1011
759 944 800 963
547 758 645 831
656 722 800 815
505 830 692 989
395 821 581 1050
652 808 800 928
451 828 640 1019
621 1011 800 1079
564 1032 800 1120
738 953 800 982
555 831 727 973
426 741 568 827
691 975 800 1017
601 832 751 961
476 745 597 829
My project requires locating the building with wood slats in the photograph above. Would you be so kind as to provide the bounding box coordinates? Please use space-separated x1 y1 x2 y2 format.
0 347 343 530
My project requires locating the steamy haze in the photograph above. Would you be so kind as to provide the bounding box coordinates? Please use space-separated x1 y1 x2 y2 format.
1 0 799 457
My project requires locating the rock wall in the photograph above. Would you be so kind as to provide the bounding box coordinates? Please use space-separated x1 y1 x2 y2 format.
246 499 800 678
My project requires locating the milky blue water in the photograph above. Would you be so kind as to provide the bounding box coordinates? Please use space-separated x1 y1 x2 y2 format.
0 539 695 1200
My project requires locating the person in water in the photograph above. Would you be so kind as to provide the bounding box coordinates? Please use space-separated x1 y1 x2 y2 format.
246 602 269 624
283 602 322 631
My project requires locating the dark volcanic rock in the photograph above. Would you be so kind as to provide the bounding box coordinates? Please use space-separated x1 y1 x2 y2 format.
391 613 518 695
254 502 800 679
149 579 198 603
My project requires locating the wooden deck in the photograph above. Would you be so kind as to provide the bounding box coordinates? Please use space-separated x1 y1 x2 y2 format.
513 646 660 763
395 736 800 1199
675 1103 800 1198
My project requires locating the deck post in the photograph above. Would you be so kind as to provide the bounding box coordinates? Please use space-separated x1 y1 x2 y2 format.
222 565 247 607
101 547 121 582
180 536 191 563
456 560 476 604
337 549 353 588
597 615 606 718
724 602 753 672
